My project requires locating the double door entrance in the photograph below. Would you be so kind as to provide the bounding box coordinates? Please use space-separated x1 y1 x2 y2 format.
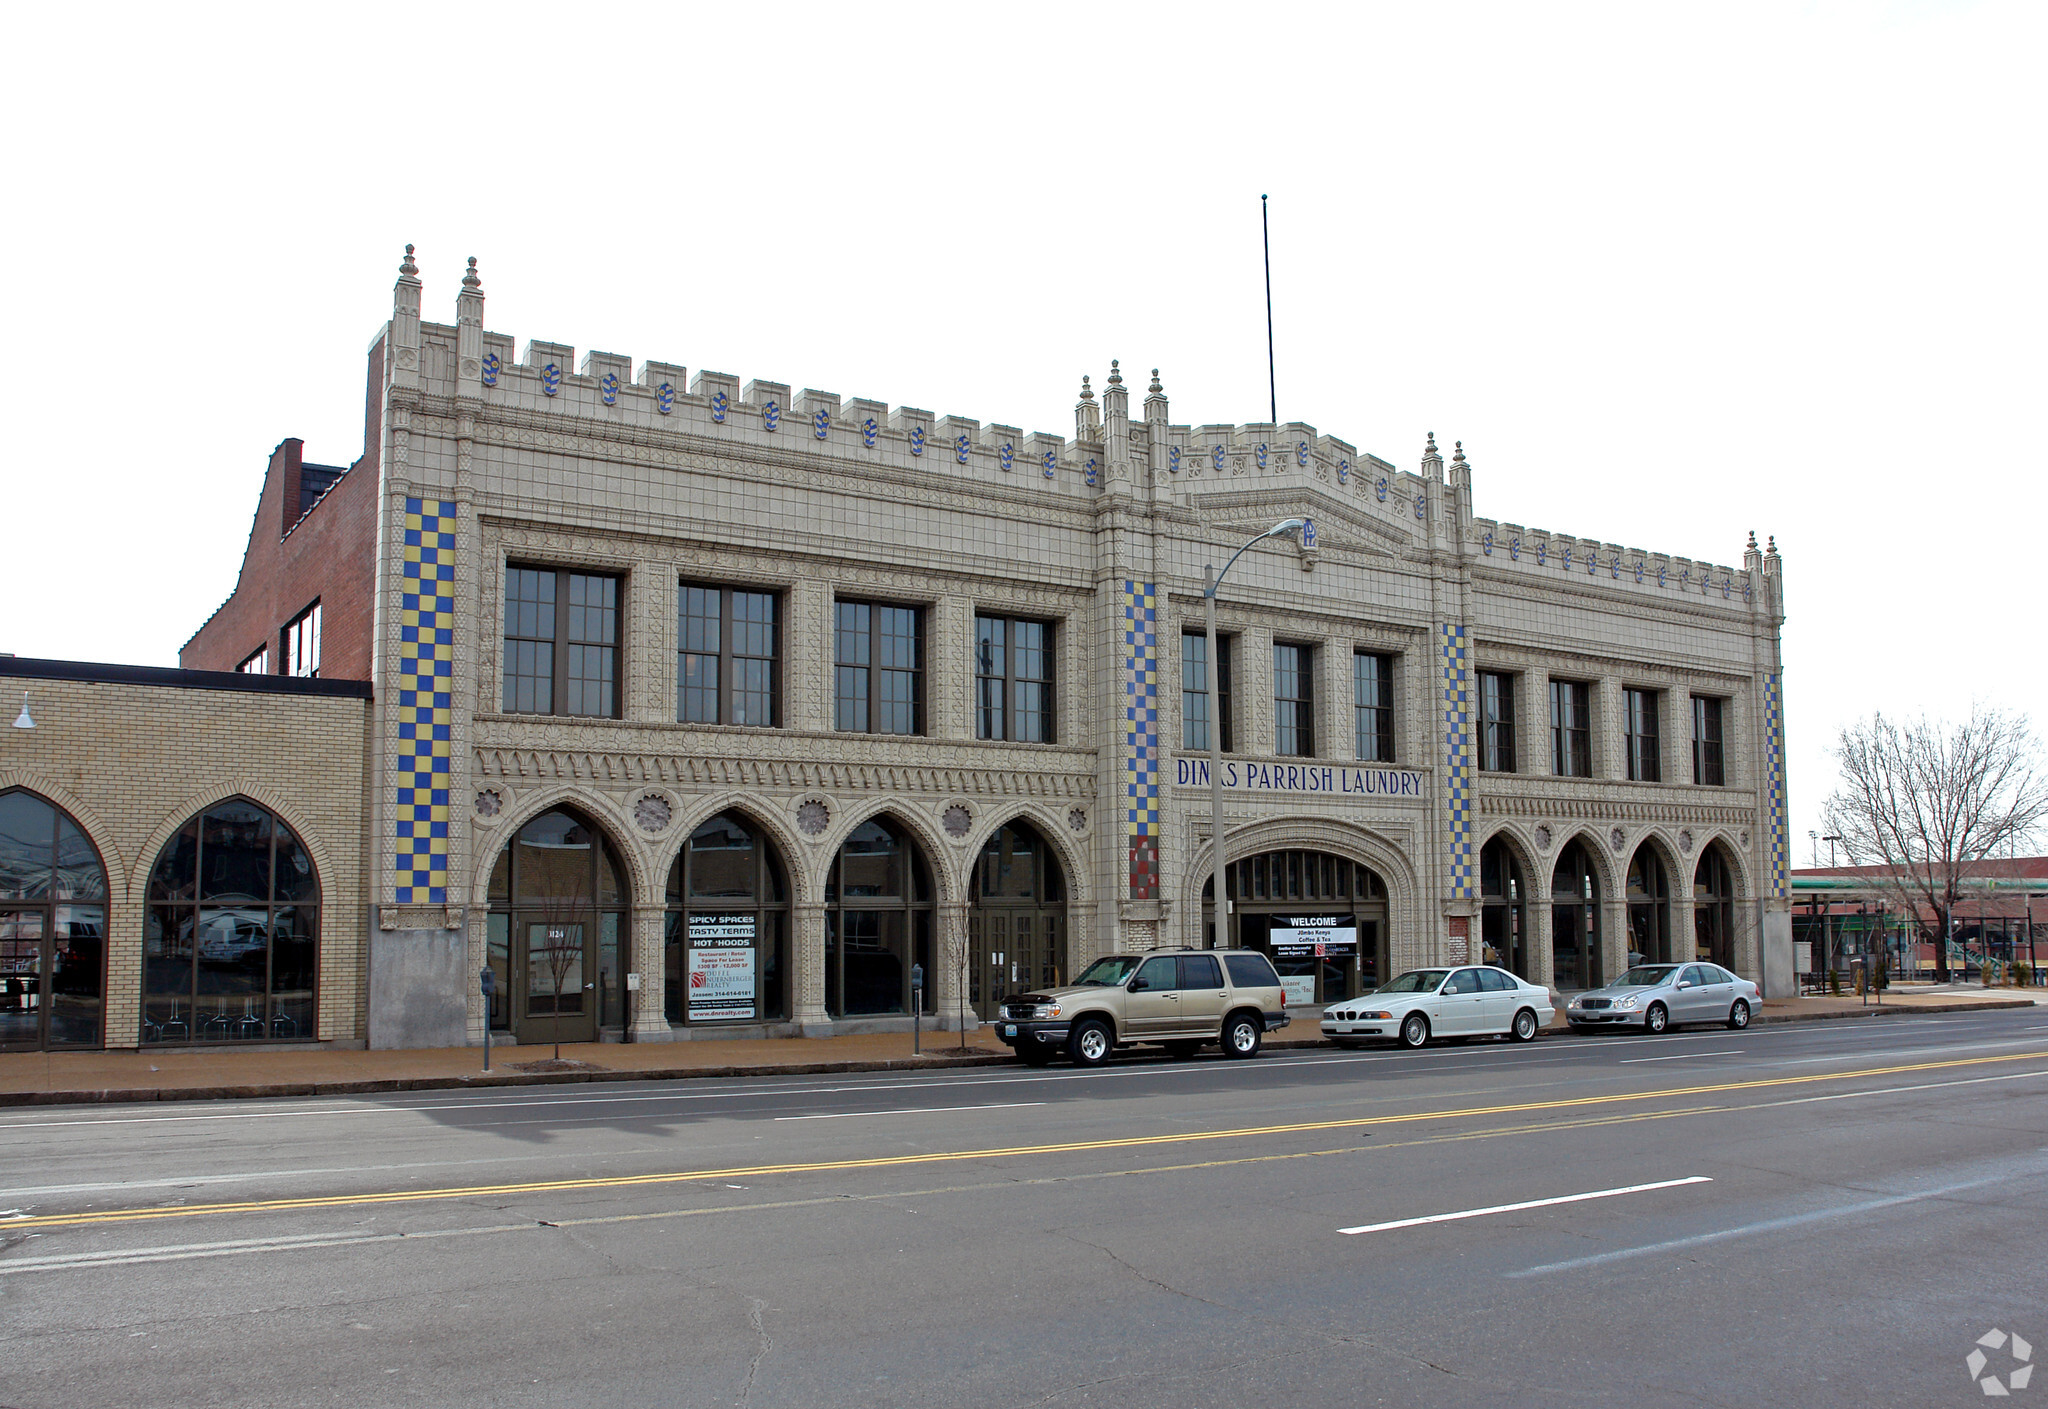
969 908 1065 1019
1 910 104 1051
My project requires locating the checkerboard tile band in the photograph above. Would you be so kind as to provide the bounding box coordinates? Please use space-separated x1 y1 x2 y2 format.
1764 672 1787 898
1123 581 1159 900
394 497 456 905
1440 624 1474 900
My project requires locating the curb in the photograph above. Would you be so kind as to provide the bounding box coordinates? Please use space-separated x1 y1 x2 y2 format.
0 998 2034 1109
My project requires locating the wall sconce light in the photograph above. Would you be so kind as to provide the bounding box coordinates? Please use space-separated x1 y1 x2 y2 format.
12 693 31 729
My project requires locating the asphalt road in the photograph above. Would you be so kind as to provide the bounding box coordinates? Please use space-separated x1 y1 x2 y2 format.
3 1011 2046 1409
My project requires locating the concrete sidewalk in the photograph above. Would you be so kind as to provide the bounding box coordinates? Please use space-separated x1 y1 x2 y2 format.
0 988 2037 1108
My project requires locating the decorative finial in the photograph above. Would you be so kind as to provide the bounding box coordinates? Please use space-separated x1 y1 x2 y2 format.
1078 374 1095 403
1425 431 1438 453
1767 535 1778 553
399 243 418 277
462 255 481 290
1148 368 1163 394
1452 440 1466 463
1107 360 1124 386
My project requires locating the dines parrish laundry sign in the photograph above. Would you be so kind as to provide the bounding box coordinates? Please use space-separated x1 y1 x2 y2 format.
1172 759 1428 797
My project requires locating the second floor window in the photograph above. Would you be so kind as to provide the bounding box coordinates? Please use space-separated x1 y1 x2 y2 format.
1182 632 1234 752
975 615 1054 743
1693 695 1725 786
503 566 619 717
284 602 321 679
1353 652 1393 762
237 646 268 676
1624 688 1660 782
1550 680 1591 777
679 585 779 726
836 601 922 734
1479 671 1516 772
1275 642 1315 757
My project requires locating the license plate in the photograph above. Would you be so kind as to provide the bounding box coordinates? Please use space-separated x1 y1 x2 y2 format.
1003 1024 1017 1037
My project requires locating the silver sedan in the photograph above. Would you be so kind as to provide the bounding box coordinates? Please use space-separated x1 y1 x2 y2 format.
1565 962 1759 1034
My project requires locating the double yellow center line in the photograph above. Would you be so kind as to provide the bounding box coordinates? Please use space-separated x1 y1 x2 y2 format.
9 1048 2044 1232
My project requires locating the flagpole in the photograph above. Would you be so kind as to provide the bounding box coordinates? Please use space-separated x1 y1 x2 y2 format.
1262 193 1277 424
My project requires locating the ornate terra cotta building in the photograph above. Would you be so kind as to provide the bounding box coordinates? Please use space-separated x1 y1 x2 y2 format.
163 246 1792 1051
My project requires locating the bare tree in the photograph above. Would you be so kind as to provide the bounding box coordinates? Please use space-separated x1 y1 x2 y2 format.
1823 706 2048 981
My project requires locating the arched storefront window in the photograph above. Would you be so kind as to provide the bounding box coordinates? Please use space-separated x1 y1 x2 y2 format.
1694 846 1737 969
1 789 108 1050
825 817 933 1018
664 812 789 1025
1627 848 1672 966
1479 838 1528 977
1203 849 1388 1004
145 798 317 1043
1551 839 1603 990
486 808 627 1044
968 820 1068 1018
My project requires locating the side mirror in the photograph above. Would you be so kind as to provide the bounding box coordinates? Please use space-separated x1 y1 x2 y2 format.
1129 976 1150 992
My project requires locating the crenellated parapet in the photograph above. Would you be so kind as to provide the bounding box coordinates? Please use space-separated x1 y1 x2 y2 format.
391 251 1768 611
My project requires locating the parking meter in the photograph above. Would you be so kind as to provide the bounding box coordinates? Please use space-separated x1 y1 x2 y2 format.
479 968 496 1069
911 964 925 1053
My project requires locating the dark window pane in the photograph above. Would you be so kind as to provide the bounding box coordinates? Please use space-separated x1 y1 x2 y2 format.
1179 954 1223 989
1182 632 1211 751
200 802 271 903
0 792 56 900
687 813 759 898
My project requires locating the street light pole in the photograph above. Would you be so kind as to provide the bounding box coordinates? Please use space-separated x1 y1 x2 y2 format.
1205 517 1305 949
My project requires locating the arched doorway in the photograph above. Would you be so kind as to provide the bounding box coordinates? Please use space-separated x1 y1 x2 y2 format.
824 817 934 1019
1202 849 1388 1005
1627 847 1672 966
486 807 628 1045
1 789 108 1051
144 797 318 1044
1551 839 1603 990
1479 836 1529 977
663 811 790 1026
968 819 1068 1019
1694 845 1738 968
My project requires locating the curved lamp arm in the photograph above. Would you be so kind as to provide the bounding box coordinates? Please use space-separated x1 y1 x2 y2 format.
1205 517 1305 598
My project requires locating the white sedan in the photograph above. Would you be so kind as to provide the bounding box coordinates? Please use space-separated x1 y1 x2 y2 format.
1322 966 1556 1048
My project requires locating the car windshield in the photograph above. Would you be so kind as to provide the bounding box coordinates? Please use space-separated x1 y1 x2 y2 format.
1377 970 1449 994
1075 957 1142 986
1618 965 1679 987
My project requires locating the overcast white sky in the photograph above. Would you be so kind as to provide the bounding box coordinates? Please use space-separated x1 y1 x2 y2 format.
4 1 2041 855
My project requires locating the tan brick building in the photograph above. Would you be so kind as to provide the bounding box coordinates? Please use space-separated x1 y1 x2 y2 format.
0 245 1794 1054
0 658 370 1050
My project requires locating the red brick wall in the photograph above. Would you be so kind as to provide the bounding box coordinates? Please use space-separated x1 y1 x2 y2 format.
182 354 383 680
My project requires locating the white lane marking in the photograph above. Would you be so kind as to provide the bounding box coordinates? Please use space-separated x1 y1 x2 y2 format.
0 1151 627 1202
1 1015 2027 1134
1339 1176 1711 1236
772 1101 1044 1122
1507 1166 2043 1278
1620 1050 1746 1064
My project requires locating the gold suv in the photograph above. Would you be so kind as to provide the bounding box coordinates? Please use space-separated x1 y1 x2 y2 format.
994 949 1292 1067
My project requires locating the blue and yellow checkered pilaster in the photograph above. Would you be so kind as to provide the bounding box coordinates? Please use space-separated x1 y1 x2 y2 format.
1122 582 1160 899
1764 672 1787 898
394 497 456 904
1440 624 1474 899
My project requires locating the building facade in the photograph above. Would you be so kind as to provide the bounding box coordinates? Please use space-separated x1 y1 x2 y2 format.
3 245 1794 1052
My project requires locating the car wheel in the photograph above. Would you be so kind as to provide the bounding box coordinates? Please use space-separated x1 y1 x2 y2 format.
1221 1012 1263 1059
1510 1007 1540 1043
1727 999 1751 1030
1069 1018 1113 1067
1398 1012 1430 1049
1644 1003 1669 1034
1018 1044 1055 1067
1163 1040 1202 1060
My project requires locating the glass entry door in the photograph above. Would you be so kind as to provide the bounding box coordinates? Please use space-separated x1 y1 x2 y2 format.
517 921 596 1045
2 910 105 1051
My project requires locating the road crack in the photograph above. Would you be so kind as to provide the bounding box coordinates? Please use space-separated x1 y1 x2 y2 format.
737 1295 771 1409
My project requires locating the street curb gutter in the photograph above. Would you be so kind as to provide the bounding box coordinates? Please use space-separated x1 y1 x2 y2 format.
0 998 2033 1109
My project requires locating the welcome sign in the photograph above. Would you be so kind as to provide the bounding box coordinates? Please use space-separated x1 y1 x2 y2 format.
1172 758 1428 797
